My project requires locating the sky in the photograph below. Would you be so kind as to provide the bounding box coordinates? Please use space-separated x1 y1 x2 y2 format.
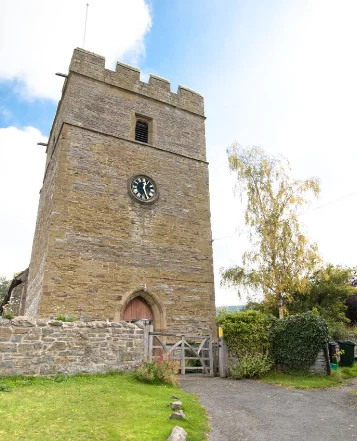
0 0 356 306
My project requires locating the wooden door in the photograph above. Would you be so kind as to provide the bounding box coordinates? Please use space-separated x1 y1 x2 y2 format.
123 297 153 322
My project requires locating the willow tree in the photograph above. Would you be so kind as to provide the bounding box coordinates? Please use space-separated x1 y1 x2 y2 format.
221 144 321 318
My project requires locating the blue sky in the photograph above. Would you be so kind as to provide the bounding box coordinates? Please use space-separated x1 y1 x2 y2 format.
1 0 356 306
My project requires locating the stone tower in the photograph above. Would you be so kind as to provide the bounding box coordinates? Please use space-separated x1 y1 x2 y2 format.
25 48 215 334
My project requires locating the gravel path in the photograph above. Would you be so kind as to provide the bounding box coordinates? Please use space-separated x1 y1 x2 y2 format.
180 376 357 441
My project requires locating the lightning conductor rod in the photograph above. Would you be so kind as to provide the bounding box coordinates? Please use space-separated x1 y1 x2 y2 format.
83 3 89 49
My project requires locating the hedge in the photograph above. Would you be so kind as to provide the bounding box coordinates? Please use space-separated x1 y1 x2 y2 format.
217 310 276 357
271 311 329 370
217 310 276 377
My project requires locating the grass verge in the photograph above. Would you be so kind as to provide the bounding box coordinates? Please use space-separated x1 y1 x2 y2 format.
260 364 357 389
0 373 209 441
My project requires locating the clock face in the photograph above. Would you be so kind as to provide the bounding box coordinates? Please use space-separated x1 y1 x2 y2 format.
129 175 158 203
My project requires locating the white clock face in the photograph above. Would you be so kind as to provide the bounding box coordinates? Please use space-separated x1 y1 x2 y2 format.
130 175 158 203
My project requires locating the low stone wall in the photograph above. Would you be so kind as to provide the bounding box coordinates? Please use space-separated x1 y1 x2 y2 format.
310 348 330 374
0 317 144 376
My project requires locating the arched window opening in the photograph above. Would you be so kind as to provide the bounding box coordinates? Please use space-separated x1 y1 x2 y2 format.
123 296 153 323
135 121 149 143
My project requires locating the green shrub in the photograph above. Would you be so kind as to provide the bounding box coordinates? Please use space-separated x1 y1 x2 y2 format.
325 320 350 340
325 320 357 341
217 310 276 357
3 311 14 320
134 354 180 385
2 304 14 320
217 310 276 378
54 315 76 322
230 354 273 379
271 311 329 370
0 383 11 392
52 374 68 383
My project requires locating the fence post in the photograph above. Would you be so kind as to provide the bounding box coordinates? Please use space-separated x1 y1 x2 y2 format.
148 324 153 361
219 337 229 378
181 336 186 375
209 333 214 377
143 323 150 360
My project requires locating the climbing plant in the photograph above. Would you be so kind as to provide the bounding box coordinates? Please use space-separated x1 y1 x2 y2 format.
271 311 329 370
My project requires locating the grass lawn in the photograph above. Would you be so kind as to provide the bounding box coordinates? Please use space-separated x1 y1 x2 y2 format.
260 364 357 389
0 373 209 441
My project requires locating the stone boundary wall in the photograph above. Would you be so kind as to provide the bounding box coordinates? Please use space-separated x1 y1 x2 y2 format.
0 317 144 376
310 347 330 375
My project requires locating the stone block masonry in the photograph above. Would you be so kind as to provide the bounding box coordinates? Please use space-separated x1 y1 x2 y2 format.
0 317 144 376
24 47 216 336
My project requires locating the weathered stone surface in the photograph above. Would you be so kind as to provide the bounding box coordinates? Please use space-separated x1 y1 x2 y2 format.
169 410 186 420
310 348 329 374
48 320 63 327
23 48 216 337
0 343 17 353
0 328 12 341
169 401 183 410
11 317 36 327
167 426 187 441
0 318 144 376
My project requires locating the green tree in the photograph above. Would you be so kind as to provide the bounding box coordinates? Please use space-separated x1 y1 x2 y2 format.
287 264 356 323
0 276 11 304
221 144 321 318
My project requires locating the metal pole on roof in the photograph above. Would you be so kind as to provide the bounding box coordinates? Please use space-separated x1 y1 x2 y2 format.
83 3 89 49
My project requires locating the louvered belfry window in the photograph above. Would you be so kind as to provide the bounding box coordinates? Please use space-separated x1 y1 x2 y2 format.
135 121 149 143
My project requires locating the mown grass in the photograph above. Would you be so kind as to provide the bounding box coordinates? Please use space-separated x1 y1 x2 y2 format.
260 364 357 389
0 373 209 441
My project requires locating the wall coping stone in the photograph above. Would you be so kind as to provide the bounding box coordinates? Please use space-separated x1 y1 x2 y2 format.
0 317 143 331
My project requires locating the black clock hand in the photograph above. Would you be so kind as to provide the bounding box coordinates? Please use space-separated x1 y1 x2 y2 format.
143 181 149 199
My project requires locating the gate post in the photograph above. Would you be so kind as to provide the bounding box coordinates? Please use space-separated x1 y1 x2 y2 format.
143 322 150 360
209 333 214 377
148 324 154 361
219 337 229 378
181 336 186 375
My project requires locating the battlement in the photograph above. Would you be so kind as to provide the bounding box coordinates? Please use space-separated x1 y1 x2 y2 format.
69 48 204 116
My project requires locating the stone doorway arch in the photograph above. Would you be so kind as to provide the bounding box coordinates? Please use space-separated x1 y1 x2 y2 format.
123 297 153 322
114 289 166 331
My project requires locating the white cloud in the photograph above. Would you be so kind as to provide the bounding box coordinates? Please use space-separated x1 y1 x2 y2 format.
0 126 47 278
0 0 152 101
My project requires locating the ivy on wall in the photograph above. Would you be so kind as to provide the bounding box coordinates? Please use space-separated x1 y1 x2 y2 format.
271 311 329 370
218 310 329 376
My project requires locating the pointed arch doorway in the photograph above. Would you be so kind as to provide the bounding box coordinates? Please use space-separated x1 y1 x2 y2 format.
115 290 166 331
123 296 154 324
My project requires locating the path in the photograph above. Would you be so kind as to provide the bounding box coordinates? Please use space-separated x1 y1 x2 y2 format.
180 376 357 441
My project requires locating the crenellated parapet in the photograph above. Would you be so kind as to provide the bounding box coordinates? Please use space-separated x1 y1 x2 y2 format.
69 48 204 116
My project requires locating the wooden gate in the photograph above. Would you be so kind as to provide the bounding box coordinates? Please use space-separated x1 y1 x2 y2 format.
144 326 214 376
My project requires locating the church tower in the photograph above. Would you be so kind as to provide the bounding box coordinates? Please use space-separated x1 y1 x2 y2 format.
25 48 216 334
